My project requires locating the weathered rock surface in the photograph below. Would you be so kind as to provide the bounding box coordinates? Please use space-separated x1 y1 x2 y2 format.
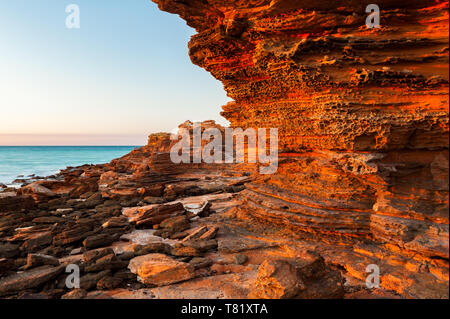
150 0 449 298
249 259 305 299
24 253 60 270
0 265 64 296
128 253 195 286
0 0 448 300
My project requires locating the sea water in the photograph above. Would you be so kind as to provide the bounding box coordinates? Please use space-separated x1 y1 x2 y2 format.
0 146 138 186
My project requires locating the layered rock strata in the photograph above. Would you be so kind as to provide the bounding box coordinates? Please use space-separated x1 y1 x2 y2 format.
0 127 347 299
151 0 449 297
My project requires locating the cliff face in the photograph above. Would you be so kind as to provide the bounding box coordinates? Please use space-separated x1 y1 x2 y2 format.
152 0 449 295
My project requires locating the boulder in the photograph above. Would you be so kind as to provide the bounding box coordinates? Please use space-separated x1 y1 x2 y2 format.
83 233 118 249
53 226 92 246
248 260 304 299
159 215 189 233
133 202 185 226
18 183 56 200
128 253 194 286
99 171 118 185
0 265 64 296
22 232 53 252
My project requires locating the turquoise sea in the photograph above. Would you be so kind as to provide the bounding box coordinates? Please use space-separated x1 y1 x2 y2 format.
0 146 139 186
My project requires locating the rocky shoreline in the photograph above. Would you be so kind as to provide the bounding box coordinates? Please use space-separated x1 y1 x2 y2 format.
0 121 447 299
1 0 448 299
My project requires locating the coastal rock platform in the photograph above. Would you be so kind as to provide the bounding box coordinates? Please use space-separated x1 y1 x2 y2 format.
0 0 449 299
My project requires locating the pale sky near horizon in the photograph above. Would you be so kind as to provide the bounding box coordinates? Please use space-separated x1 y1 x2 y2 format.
0 0 231 146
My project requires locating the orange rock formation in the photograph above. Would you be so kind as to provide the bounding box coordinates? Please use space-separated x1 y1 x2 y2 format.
151 0 449 297
0 0 448 300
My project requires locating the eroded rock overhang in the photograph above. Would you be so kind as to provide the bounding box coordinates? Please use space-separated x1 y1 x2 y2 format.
150 0 449 261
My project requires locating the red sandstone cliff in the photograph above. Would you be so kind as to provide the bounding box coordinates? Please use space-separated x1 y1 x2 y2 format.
151 0 449 297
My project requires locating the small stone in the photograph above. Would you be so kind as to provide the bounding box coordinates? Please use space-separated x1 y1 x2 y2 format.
199 226 219 240
189 257 213 270
56 208 74 214
133 243 171 256
96 276 123 290
80 270 111 291
70 247 84 255
32 216 64 224
181 226 208 242
170 230 190 239
117 251 135 261
84 254 117 272
102 216 129 229
170 245 199 257
83 234 117 249
24 253 60 270
143 197 165 204
113 269 137 281
183 239 218 253
83 248 115 263
233 254 248 265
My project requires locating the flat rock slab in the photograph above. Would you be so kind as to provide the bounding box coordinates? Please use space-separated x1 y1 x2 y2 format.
122 193 236 220
218 237 276 253
128 253 194 286
0 192 16 199
95 270 257 299
120 229 178 246
0 265 64 296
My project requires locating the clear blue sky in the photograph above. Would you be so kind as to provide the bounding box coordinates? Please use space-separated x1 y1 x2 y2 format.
0 0 230 145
